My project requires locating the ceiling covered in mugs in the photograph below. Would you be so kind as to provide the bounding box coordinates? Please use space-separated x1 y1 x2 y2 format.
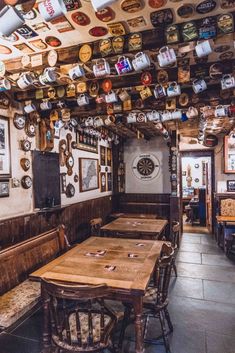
0 0 235 142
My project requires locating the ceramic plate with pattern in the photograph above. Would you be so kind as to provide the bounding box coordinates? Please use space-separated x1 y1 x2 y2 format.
95 7 115 22
89 26 108 37
45 36 62 47
71 11 91 25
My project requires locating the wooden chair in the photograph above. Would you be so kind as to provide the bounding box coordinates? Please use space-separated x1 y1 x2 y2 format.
171 221 180 277
90 218 103 236
41 279 117 353
119 247 174 353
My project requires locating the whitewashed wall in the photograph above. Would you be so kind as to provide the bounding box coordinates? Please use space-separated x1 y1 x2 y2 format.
124 137 171 194
0 109 112 220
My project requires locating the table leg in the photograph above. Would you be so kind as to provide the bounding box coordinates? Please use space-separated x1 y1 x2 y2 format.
133 297 144 353
42 288 51 348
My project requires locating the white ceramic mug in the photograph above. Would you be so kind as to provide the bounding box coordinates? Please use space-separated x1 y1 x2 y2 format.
154 84 166 99
157 46 176 67
17 73 33 89
91 0 116 11
40 100 52 110
132 52 151 72
77 94 89 106
104 115 115 125
38 0 67 22
69 65 85 80
195 40 212 58
39 68 57 85
0 78 11 91
146 110 161 122
93 59 110 78
115 56 132 75
161 111 172 122
192 79 207 94
105 90 118 104
93 116 104 127
186 106 198 119
171 109 182 120
221 74 235 90
24 103 36 114
84 117 94 127
119 89 130 102
215 105 227 117
167 82 181 97
126 112 137 124
0 5 25 37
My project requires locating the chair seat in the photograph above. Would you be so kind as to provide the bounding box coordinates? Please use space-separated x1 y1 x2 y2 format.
0 280 41 330
143 287 158 305
60 312 111 345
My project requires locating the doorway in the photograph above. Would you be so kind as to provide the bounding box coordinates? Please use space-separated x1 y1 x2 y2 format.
180 150 215 234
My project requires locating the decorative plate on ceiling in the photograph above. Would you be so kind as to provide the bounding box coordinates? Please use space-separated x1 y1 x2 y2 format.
95 7 116 22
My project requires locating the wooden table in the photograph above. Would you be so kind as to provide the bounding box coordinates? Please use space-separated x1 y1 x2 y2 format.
101 217 168 239
110 212 158 219
216 216 235 252
30 236 165 353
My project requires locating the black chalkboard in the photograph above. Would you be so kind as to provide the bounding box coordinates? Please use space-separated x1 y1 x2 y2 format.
32 151 61 209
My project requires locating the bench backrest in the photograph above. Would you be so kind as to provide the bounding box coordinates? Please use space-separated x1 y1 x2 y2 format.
0 225 67 295
220 199 235 217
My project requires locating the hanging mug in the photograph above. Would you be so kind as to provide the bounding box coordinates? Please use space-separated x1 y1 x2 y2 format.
195 40 213 58
39 67 57 85
221 74 235 90
0 78 11 91
215 105 228 117
93 116 104 127
186 106 198 119
115 56 132 75
146 110 161 122
171 109 182 120
192 79 207 94
140 86 152 100
154 84 166 99
167 82 181 97
77 93 89 106
84 117 94 126
24 103 37 114
161 110 172 122
104 115 116 125
38 0 67 22
17 73 33 89
136 112 146 123
132 52 151 72
93 58 110 78
105 90 118 103
157 46 176 67
126 112 137 124
119 89 130 102
69 65 85 80
40 100 52 110
0 5 25 37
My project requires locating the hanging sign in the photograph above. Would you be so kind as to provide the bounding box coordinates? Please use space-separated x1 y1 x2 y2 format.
31 54 43 67
79 44 92 62
99 38 113 56
95 7 115 22
121 0 144 13
112 36 125 54
107 22 126 36
47 50 58 67
128 33 142 51
196 0 216 14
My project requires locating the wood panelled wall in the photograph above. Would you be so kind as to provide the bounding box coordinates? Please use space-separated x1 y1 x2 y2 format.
0 196 114 250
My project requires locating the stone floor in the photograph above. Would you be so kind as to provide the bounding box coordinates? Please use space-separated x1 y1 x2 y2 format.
1 231 235 353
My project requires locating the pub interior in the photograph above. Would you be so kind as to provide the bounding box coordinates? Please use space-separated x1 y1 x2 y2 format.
0 0 235 352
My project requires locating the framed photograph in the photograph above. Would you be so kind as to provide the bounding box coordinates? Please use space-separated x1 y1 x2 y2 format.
227 180 235 192
106 147 112 167
100 146 106 166
0 180 9 197
224 135 235 173
76 132 98 153
0 117 11 179
79 158 99 192
100 172 106 192
107 172 112 191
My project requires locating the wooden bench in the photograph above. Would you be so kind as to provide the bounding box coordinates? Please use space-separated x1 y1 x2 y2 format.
0 225 69 331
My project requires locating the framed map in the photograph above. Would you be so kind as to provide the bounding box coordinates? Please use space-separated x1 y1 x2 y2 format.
0 117 11 179
79 158 99 192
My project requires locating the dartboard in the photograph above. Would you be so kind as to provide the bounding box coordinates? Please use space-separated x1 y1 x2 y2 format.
137 158 155 176
132 154 160 181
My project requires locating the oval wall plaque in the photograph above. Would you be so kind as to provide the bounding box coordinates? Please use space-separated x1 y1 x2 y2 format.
95 7 115 22
121 0 144 13
196 0 216 14
89 26 108 37
71 11 91 26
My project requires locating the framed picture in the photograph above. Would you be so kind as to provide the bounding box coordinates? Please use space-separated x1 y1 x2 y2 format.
0 117 11 179
79 158 99 192
227 180 235 192
106 147 112 167
76 132 98 153
100 172 106 192
0 180 9 197
100 146 106 166
107 172 112 191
